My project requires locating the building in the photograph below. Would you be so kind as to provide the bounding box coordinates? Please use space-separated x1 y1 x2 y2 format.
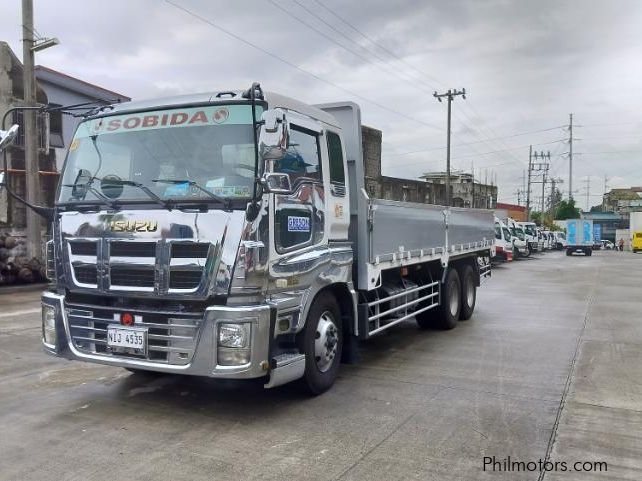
362 125 444 204
0 41 129 236
580 211 623 243
34 65 130 170
495 202 527 222
601 187 642 228
361 125 497 206
421 171 497 209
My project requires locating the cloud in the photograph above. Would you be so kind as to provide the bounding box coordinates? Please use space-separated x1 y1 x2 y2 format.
2 0 642 202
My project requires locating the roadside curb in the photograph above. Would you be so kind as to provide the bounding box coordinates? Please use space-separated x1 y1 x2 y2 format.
0 283 47 295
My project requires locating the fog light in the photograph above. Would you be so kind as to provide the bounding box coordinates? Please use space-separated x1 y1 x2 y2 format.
218 323 250 348
42 304 57 347
217 348 251 366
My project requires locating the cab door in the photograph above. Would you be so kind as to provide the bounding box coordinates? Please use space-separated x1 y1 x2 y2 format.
270 113 326 256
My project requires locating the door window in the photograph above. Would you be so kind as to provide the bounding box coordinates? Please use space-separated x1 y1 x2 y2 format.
326 131 346 196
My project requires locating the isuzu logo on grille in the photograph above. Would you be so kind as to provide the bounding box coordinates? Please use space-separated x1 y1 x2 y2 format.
109 220 158 232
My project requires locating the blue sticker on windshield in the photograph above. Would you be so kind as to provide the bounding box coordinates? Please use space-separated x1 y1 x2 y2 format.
287 216 310 232
164 182 190 196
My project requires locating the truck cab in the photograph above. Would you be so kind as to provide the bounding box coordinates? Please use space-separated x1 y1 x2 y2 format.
518 222 539 255
494 217 513 262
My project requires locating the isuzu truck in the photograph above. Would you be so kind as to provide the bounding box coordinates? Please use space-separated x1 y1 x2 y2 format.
1 84 493 394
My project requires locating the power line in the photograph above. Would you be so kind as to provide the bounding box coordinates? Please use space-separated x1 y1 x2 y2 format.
164 0 443 130
287 0 532 167
384 125 565 157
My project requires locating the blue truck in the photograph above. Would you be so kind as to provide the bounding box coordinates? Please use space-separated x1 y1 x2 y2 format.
566 219 594 256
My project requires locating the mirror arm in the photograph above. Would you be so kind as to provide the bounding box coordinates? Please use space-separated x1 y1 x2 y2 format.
1 107 56 222
246 82 263 222
1 158 54 221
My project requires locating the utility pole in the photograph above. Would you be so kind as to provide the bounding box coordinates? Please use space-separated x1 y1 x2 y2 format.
22 0 42 260
526 146 533 221
583 176 590 212
433 88 466 206
568 113 573 201
470 162 475 208
526 149 550 222
602 175 609 211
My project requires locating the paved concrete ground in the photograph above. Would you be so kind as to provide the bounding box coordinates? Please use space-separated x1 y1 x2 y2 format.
1 250 640 480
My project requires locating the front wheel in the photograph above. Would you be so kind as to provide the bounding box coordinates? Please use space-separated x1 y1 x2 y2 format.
299 293 343 395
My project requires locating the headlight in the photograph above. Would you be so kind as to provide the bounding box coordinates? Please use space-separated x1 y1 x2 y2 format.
217 323 251 366
42 304 57 347
218 323 251 348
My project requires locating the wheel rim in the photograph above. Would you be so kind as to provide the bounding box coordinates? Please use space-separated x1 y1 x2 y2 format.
314 311 339 373
449 279 460 317
465 275 474 306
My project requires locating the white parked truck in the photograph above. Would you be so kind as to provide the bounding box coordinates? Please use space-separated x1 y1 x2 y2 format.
1 85 494 394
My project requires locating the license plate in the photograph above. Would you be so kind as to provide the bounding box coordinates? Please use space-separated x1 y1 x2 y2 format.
107 326 147 354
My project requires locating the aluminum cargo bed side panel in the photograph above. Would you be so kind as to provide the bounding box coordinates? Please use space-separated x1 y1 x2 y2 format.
448 207 495 248
369 199 446 263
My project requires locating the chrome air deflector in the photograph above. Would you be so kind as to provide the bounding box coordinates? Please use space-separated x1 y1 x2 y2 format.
58 209 246 300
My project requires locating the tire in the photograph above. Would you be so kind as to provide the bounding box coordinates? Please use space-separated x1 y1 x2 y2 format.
459 264 476 321
587 249 592 256
416 268 460 330
299 292 343 395
566 249 572 256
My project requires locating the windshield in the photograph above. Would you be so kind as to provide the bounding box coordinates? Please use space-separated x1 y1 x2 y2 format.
58 104 261 205
511 227 525 241
502 227 512 242
523 225 536 236
495 225 502 240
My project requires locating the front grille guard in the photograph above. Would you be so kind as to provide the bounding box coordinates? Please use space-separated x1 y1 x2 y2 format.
66 302 203 365
63 238 215 297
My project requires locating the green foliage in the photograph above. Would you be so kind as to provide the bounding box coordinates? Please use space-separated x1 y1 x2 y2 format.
555 199 581 220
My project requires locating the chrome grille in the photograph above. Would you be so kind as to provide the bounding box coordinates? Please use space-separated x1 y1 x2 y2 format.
110 267 155 288
74 265 98 284
69 240 97 256
169 270 203 289
65 239 212 294
66 303 202 365
171 243 210 258
110 241 156 257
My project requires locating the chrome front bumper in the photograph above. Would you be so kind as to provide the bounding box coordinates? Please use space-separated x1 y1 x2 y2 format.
41 291 276 380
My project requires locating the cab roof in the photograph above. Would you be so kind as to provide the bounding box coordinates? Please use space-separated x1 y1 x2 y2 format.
90 89 341 128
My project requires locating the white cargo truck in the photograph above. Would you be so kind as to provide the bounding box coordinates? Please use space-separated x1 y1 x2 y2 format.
1 84 493 394
566 219 593 256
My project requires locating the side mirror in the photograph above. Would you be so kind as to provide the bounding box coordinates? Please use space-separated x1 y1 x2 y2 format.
260 172 292 195
259 109 289 161
0 124 19 152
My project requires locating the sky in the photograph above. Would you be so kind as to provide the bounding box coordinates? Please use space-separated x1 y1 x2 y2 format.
1 0 641 209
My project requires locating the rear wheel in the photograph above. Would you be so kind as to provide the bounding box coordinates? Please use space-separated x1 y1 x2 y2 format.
299 293 343 395
566 249 572 256
416 268 460 330
459 264 476 321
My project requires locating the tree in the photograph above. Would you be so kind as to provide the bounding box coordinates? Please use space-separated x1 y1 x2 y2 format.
555 199 581 220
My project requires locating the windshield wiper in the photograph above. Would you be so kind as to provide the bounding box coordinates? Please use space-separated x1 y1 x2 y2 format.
152 179 233 210
96 178 172 210
61 183 119 210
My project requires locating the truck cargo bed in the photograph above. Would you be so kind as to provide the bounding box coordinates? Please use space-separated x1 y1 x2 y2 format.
355 191 494 289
